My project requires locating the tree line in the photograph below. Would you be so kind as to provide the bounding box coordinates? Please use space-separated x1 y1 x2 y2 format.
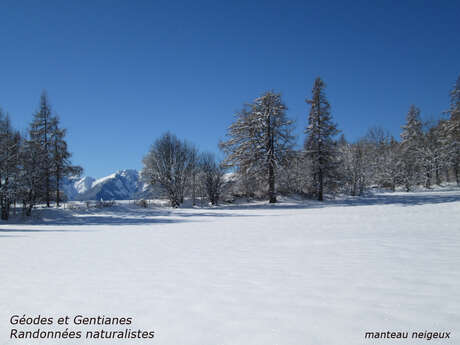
142 76 460 206
1 77 458 214
0 91 81 219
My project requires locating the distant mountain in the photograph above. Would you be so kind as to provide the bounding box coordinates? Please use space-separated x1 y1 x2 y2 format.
62 176 95 200
62 169 156 201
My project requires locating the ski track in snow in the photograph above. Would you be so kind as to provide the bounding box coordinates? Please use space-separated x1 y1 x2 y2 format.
1 189 459 345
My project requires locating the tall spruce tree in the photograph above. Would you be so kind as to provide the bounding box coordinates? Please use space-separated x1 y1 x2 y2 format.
0 110 21 220
29 91 54 206
400 105 423 191
220 91 294 203
304 78 340 201
20 134 44 215
50 116 82 206
446 76 460 185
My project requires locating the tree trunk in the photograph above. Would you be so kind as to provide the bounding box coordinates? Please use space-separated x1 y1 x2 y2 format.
268 161 276 203
46 169 50 207
192 172 196 206
26 204 32 216
1 204 8 220
318 169 324 201
56 169 61 207
455 163 459 186
267 107 276 204
444 167 450 182
425 170 431 189
435 166 441 185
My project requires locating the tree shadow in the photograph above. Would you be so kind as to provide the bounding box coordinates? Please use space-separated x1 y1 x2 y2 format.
217 190 460 210
0 204 255 227
0 229 83 233
1 190 458 227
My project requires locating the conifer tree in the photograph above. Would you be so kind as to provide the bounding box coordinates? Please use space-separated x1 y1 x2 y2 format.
0 110 21 220
446 76 460 185
304 78 340 201
220 91 294 203
29 91 54 206
400 105 423 191
20 134 44 215
50 116 82 206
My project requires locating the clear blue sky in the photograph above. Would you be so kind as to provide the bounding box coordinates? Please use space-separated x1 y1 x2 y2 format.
0 0 459 178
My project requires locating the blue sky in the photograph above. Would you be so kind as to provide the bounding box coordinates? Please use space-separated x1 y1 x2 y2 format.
0 0 459 178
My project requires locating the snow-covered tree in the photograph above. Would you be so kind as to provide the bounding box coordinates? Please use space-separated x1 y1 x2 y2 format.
19 134 44 216
50 116 82 206
29 91 55 206
338 137 369 196
419 120 446 188
142 132 197 207
198 152 225 205
362 127 402 190
0 110 21 220
304 78 340 201
220 91 294 203
276 150 310 195
445 76 460 185
399 105 423 191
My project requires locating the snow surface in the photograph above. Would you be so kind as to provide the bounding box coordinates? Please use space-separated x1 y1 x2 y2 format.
1 189 459 345
91 172 118 188
74 176 95 194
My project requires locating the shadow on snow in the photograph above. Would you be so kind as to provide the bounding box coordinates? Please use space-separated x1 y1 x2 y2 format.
217 190 460 210
0 189 458 230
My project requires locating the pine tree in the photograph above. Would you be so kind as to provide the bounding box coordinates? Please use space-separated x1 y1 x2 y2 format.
304 78 340 201
50 116 82 206
446 76 460 185
29 91 55 206
20 135 44 216
0 110 21 220
220 91 294 203
400 105 423 191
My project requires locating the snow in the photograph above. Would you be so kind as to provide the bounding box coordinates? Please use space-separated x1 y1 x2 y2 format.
74 176 95 194
90 169 138 189
91 172 117 188
1 189 459 344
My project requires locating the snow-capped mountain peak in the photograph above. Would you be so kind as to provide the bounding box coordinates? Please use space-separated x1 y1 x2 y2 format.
63 169 150 201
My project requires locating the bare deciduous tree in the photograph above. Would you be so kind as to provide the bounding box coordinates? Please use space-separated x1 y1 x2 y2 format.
142 132 197 207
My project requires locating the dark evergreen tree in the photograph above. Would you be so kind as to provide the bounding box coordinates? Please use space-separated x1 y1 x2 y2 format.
29 91 54 206
304 78 340 201
50 116 82 206
20 135 44 216
0 110 21 220
400 105 423 191
446 76 460 185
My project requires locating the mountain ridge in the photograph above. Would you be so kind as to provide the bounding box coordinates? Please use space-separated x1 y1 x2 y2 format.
62 169 152 201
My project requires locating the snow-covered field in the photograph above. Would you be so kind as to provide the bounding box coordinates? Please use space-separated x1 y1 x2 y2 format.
1 188 459 345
